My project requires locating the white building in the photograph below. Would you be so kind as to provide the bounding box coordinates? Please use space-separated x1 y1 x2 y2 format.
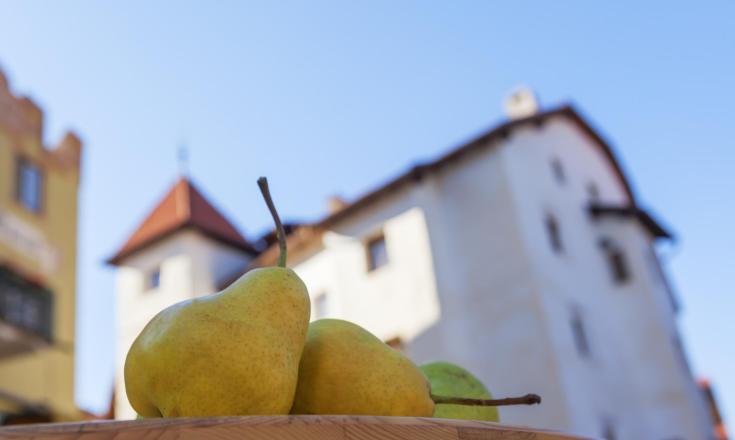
108 96 713 439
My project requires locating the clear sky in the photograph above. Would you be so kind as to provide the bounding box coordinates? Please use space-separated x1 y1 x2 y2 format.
1 1 732 425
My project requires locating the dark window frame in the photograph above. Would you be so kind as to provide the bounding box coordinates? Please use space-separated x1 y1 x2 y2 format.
147 267 161 291
587 182 600 200
15 155 45 215
570 307 591 358
366 233 388 272
550 157 566 185
600 416 616 440
0 266 53 341
545 214 564 254
600 239 631 284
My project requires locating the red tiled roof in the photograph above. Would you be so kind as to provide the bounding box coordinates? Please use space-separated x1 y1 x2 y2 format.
107 178 256 265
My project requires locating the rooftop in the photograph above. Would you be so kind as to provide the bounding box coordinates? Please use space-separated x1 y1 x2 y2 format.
107 178 257 265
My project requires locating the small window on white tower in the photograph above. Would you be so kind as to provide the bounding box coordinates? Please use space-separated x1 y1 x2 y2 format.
312 292 329 319
570 307 591 358
545 214 563 254
550 157 566 185
147 267 161 291
366 233 388 272
600 239 630 284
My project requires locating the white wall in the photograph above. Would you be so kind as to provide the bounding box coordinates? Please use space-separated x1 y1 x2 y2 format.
285 114 709 438
288 139 573 430
293 200 441 344
408 143 572 430
502 118 710 438
113 230 251 419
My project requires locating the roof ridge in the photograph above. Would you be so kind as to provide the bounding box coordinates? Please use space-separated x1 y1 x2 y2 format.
248 103 640 268
176 178 192 220
107 177 255 265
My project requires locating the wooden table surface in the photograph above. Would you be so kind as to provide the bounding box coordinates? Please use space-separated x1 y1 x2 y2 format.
0 415 596 440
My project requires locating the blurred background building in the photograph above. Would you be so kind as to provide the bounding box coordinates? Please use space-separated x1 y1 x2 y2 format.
0 70 83 424
109 90 718 439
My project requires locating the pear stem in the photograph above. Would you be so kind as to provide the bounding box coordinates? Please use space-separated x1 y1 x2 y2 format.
257 177 287 268
430 393 541 407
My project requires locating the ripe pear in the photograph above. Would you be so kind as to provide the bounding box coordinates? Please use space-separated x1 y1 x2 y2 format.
420 362 499 422
124 177 310 417
290 319 435 416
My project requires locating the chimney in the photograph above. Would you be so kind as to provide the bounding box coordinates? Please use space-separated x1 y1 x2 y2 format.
503 86 539 120
327 196 349 214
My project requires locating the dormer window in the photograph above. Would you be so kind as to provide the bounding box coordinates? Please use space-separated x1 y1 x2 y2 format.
16 157 44 214
366 233 388 272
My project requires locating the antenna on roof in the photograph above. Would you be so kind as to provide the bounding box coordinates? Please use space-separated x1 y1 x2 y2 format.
177 142 189 178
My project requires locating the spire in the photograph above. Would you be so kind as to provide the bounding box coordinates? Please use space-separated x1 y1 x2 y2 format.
177 142 189 178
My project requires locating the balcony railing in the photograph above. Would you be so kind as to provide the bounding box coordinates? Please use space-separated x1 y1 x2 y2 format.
0 266 52 358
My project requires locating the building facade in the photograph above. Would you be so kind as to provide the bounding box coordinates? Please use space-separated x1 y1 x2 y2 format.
110 95 712 439
0 70 83 423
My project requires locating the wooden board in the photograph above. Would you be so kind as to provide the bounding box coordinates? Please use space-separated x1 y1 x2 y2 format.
0 415 596 439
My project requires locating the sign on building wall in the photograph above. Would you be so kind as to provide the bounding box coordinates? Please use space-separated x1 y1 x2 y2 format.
0 210 59 274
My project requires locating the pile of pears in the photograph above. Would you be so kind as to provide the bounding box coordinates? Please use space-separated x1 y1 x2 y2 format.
125 178 539 420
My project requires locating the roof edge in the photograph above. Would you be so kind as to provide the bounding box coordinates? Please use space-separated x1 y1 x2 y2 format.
106 222 257 266
249 103 642 268
589 203 673 240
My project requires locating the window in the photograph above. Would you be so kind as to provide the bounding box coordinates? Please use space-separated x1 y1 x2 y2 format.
366 234 388 271
587 182 600 200
0 266 53 341
16 157 43 213
147 268 161 290
545 214 563 254
312 292 328 319
550 157 566 184
570 308 590 357
600 239 630 284
600 417 616 440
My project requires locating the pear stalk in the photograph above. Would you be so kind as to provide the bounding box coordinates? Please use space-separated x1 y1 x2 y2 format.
258 177 287 268
430 393 541 407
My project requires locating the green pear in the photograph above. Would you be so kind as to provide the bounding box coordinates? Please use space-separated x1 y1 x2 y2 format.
124 177 310 417
290 319 435 416
420 362 499 422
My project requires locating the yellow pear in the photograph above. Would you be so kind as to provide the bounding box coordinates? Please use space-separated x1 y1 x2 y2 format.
290 319 435 416
124 177 310 417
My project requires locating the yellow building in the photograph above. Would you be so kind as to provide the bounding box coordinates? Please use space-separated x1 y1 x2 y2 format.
0 70 82 424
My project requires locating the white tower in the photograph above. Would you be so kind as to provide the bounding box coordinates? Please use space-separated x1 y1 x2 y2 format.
107 178 256 419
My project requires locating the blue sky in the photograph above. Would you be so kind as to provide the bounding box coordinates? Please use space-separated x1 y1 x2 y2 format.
1 1 732 425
